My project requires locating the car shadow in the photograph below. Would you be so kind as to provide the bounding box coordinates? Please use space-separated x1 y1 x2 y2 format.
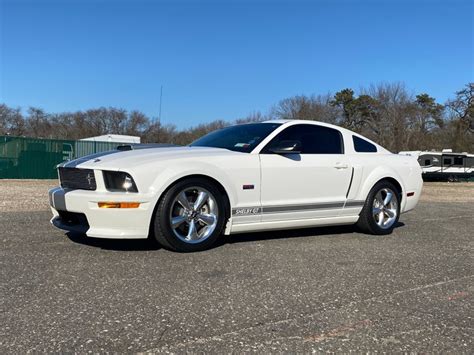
227 224 356 244
65 222 405 251
226 221 405 245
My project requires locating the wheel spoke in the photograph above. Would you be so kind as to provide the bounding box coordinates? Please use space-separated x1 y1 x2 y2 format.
197 213 216 226
373 207 382 216
377 211 385 226
383 191 393 206
171 215 187 228
187 220 198 240
375 191 384 205
194 191 209 211
385 208 396 218
177 191 192 210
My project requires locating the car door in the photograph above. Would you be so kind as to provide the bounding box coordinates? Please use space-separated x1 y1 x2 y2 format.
259 124 352 222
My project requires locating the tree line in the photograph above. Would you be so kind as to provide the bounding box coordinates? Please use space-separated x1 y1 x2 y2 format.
1 82 472 152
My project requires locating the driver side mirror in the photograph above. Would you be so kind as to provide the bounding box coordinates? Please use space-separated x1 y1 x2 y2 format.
268 140 302 154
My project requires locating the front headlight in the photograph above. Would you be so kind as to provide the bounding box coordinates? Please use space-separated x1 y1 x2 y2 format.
102 171 138 193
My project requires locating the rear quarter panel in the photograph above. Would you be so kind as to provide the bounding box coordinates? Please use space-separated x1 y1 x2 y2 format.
348 153 422 213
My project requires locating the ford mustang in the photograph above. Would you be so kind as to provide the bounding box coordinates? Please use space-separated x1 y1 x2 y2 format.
49 120 423 252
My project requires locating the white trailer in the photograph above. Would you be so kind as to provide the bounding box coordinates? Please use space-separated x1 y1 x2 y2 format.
399 149 474 181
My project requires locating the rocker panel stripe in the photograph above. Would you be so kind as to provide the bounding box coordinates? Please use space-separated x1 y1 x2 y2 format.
232 200 365 216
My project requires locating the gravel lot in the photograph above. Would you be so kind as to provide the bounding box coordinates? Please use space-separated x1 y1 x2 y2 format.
1 180 473 352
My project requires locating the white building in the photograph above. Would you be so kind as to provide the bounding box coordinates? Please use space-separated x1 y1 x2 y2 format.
81 134 140 144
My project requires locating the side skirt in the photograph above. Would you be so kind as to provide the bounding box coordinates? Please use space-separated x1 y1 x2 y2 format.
230 215 359 234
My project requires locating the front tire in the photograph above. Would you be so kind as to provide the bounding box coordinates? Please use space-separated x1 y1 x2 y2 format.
153 178 226 252
356 181 401 235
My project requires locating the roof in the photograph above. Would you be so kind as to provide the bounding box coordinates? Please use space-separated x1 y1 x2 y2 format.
263 119 346 131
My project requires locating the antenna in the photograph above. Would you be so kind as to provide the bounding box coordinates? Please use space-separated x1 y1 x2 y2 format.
158 85 163 125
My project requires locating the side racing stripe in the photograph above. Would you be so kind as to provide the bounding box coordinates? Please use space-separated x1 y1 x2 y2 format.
345 200 366 207
232 200 365 216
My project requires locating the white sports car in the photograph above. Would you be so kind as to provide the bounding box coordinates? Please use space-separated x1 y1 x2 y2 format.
49 120 423 252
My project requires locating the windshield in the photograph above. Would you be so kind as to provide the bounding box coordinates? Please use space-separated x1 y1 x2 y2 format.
190 123 282 153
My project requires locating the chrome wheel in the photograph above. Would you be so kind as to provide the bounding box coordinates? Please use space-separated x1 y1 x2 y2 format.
169 186 218 244
372 188 398 229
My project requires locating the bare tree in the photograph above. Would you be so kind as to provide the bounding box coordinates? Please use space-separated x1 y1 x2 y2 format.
271 94 337 123
446 83 474 133
0 82 472 152
26 107 52 138
0 104 25 136
125 111 149 136
235 111 267 124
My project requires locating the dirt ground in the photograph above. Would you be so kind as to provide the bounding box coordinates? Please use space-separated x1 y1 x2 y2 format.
0 179 58 212
0 179 472 212
419 182 474 203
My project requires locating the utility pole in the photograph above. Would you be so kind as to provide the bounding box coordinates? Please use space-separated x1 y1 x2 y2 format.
158 85 163 125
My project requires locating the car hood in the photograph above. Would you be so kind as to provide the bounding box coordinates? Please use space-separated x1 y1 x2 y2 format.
61 146 243 171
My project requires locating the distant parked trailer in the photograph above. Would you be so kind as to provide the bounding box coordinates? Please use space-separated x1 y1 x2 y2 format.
400 149 474 182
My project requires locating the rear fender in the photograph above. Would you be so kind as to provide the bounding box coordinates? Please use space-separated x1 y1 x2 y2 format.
355 167 406 211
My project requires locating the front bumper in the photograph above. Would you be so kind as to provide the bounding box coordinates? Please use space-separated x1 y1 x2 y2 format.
49 187 154 239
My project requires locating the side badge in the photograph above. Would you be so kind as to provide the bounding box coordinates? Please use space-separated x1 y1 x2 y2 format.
233 207 261 216
242 184 254 190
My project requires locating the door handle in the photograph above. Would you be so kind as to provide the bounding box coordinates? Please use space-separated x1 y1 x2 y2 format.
334 162 349 169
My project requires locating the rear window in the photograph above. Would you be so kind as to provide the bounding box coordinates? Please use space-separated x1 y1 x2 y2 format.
353 136 377 153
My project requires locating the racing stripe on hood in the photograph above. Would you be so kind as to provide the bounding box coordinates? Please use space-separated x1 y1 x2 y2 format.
60 150 122 168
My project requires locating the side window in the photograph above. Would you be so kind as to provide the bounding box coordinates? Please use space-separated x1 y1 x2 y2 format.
443 158 452 165
424 159 431 166
263 124 343 154
352 136 377 153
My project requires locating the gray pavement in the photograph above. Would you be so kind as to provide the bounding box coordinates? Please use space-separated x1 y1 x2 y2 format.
1 201 473 353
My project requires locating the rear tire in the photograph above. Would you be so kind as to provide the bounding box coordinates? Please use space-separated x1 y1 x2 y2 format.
448 175 459 183
153 178 226 252
356 181 401 235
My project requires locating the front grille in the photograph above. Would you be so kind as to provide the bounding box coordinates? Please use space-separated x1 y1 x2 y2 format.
59 167 96 190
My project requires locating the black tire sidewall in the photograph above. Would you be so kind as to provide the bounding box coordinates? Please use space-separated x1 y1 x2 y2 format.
155 178 226 252
365 181 401 235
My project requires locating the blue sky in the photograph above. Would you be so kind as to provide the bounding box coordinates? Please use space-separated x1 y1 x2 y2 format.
1 0 473 128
